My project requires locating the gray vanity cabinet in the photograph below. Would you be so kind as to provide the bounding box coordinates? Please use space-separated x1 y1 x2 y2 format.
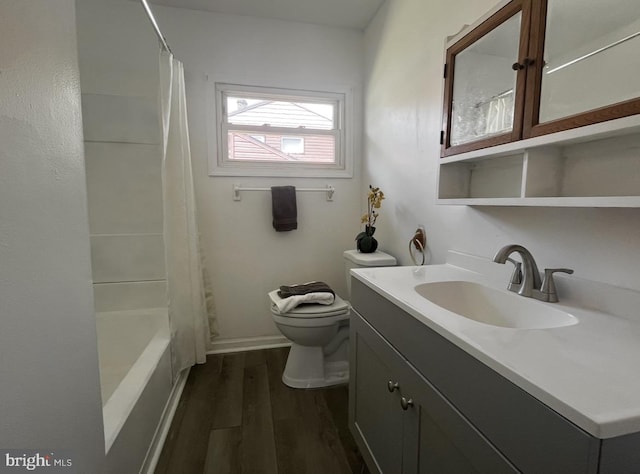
350 312 517 473
349 278 602 474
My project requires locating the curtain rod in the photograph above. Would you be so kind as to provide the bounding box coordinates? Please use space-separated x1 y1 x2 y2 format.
233 184 335 201
139 0 173 54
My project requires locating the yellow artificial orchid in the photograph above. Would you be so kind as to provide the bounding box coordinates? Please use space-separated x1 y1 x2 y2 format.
362 185 384 228
356 185 385 252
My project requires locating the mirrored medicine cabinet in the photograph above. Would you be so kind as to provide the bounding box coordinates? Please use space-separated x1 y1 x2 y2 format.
438 0 640 207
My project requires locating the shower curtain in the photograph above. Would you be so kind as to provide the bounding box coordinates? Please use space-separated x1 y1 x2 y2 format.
159 50 213 377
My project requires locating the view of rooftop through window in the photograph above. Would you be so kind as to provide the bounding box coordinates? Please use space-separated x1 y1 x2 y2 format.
227 97 334 129
221 90 340 164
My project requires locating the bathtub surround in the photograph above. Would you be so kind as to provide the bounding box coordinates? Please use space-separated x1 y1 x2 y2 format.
79 2 216 470
0 0 105 469
160 49 212 374
76 2 186 472
77 0 167 314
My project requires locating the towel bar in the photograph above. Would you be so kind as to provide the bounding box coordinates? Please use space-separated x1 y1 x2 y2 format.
233 184 335 202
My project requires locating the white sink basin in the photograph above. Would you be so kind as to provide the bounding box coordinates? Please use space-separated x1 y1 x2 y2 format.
414 281 578 329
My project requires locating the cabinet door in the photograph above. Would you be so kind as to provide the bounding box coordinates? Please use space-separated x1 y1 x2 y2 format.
524 0 640 138
398 364 516 474
350 327 404 473
351 312 518 474
441 0 533 156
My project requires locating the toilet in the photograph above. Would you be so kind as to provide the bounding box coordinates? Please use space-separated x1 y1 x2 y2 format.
269 249 396 388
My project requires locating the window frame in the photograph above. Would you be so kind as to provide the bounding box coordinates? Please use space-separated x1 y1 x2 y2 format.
208 81 354 178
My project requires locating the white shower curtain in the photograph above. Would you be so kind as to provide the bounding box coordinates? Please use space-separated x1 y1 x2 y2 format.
159 50 212 377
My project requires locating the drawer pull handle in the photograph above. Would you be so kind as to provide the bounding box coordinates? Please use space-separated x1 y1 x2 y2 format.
387 381 399 392
400 397 414 410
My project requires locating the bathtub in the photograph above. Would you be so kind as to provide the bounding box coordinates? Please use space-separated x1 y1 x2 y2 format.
96 308 172 473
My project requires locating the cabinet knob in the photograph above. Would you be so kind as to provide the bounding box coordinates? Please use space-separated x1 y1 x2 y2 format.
400 397 414 410
512 58 534 70
387 381 400 392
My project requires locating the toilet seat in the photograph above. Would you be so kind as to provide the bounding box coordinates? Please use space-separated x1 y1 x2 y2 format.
269 290 350 318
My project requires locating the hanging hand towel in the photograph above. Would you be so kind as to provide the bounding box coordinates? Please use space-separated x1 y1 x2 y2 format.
271 186 297 231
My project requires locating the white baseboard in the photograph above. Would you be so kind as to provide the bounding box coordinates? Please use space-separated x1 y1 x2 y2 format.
139 367 190 474
208 335 291 354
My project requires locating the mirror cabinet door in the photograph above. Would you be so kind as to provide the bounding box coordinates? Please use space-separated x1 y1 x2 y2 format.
528 0 640 136
442 1 531 156
540 0 640 123
443 0 640 157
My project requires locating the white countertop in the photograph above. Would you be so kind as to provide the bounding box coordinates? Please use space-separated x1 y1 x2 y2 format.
351 252 640 439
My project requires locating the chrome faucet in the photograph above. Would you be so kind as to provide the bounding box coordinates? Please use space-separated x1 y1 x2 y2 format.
492 244 573 303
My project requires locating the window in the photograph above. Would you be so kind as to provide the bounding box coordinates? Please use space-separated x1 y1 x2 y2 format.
281 137 304 154
209 82 352 177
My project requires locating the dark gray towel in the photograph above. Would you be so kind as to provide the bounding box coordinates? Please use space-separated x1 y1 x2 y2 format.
271 186 297 232
278 281 335 299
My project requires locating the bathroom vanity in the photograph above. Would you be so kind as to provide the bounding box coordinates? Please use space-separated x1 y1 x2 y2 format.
348 255 640 473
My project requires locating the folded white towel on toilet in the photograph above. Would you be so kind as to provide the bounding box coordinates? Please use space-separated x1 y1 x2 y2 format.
271 291 335 314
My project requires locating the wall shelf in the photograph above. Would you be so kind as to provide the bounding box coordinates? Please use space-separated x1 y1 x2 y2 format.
437 197 640 208
437 114 640 207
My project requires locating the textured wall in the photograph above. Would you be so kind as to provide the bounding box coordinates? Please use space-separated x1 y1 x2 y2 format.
0 0 105 468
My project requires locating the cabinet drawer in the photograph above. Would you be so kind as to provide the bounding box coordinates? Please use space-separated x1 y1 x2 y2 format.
352 278 600 474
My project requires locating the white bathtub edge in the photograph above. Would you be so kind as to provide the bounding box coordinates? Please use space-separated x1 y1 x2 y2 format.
103 334 170 452
139 366 190 474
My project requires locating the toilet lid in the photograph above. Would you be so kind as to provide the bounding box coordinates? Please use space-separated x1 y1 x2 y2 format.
269 290 350 318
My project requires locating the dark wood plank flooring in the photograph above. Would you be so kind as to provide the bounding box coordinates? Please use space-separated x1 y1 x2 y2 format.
155 347 368 474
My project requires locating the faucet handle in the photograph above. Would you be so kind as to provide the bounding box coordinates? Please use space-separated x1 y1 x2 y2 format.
506 257 523 287
541 268 574 302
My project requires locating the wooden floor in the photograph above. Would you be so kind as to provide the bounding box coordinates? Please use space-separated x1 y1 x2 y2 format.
155 347 369 474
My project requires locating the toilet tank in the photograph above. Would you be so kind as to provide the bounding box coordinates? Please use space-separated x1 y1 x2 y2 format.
343 250 396 299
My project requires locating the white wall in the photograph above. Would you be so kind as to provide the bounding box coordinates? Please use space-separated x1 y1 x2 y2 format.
76 0 166 313
364 0 640 291
153 6 366 344
0 0 105 469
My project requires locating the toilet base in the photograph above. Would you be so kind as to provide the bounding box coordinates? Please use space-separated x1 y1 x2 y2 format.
282 344 349 389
